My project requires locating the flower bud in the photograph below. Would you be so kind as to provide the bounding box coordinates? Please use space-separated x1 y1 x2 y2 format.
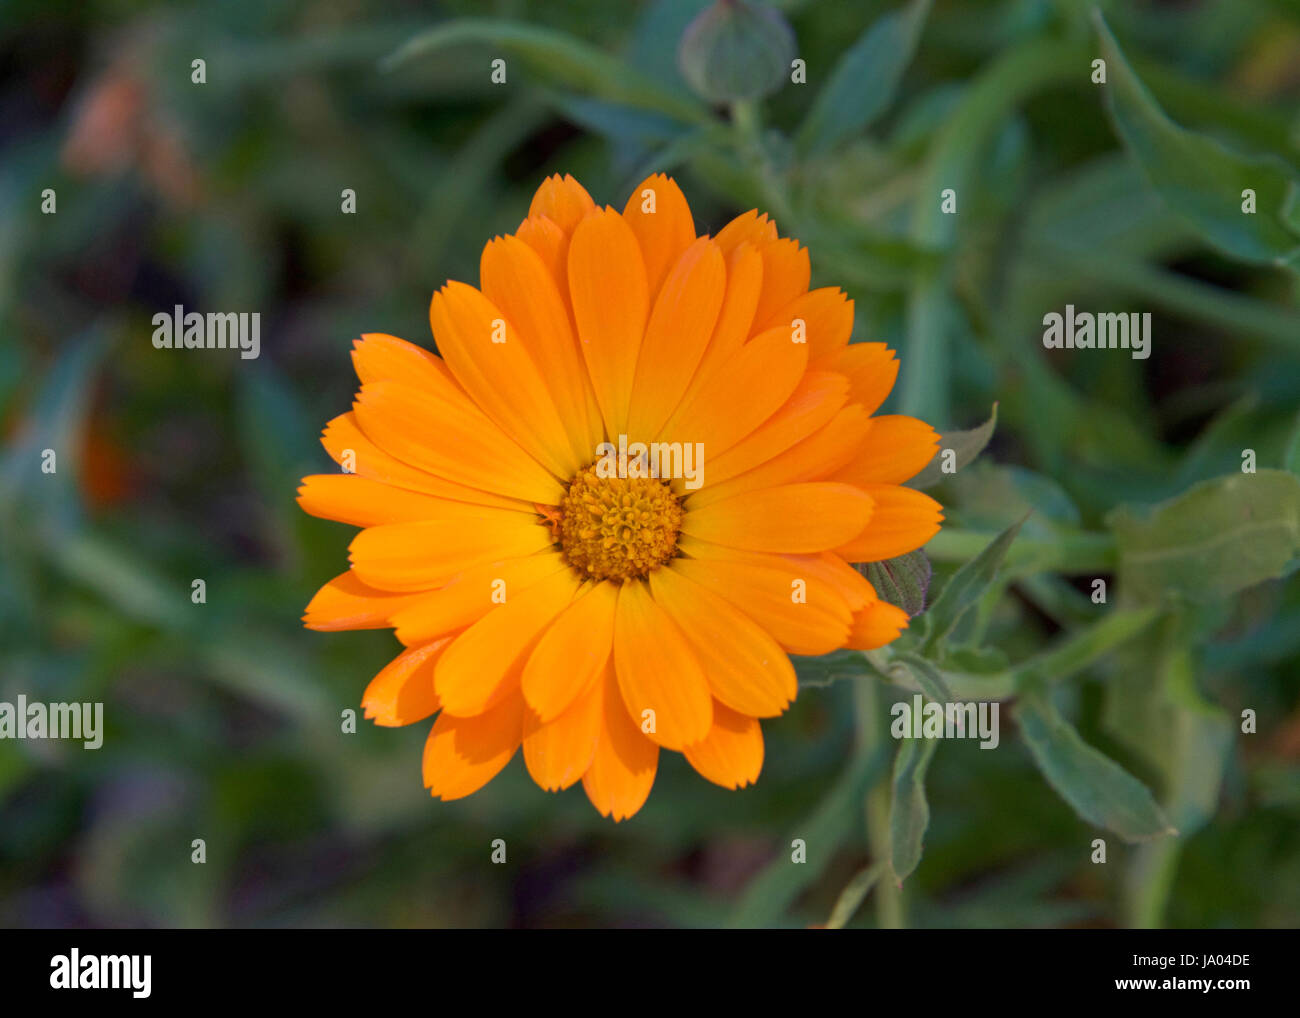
678 0 796 104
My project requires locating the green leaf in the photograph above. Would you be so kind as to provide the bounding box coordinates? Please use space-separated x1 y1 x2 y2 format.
825 861 887 929
730 746 889 927
908 402 998 490
794 648 870 689
1284 410 1300 476
1107 470 1300 603
946 462 1081 532
796 0 932 154
382 19 710 125
1161 651 1233 836
199 634 335 725
862 549 931 618
1017 690 1176 843
0 333 106 533
1009 606 1159 689
1095 11 1300 269
920 514 1027 653
890 652 951 704
46 533 192 630
889 736 938 881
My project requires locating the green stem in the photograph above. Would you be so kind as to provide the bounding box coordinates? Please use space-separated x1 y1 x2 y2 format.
1126 838 1182 928
854 680 905 928
902 39 1089 422
730 99 795 227
860 604 1160 701
924 526 1117 574
1034 238 1300 354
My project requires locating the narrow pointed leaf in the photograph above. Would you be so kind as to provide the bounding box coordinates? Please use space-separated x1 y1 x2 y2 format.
889 736 938 880
1017 690 1175 843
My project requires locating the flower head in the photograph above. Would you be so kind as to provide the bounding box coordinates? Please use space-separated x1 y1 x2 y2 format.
299 173 943 820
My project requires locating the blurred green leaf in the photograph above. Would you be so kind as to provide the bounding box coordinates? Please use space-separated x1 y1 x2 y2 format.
825 860 886 929
1017 690 1175 843
796 0 932 155
1010 605 1160 690
730 745 887 927
46 533 191 630
0 334 106 533
383 18 711 125
920 514 1026 652
199 633 334 725
889 735 938 881
891 652 951 704
909 402 998 490
1107 470 1300 603
948 464 1082 533
1096 11 1300 269
1284 411 1300 475
795 648 870 689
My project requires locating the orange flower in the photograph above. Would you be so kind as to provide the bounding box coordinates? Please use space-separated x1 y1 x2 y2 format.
299 174 943 820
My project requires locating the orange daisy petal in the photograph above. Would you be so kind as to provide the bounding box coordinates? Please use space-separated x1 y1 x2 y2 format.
320 413 528 511
626 236 726 439
523 679 603 792
672 540 853 655
682 482 874 553
613 579 712 750
353 380 563 504
433 569 581 715
649 565 795 718
479 234 603 461
782 551 878 612
835 484 944 562
659 325 807 456
846 599 910 650
688 401 868 509
297 474 517 529
759 287 854 361
683 702 764 789
621 173 697 299
697 370 849 492
815 341 899 416
714 209 778 254
303 570 427 631
350 332 453 390
362 639 450 727
423 691 524 801
582 663 659 821
348 512 552 592
752 237 810 327
834 415 940 487
521 579 618 723
429 281 578 478
568 207 650 438
681 241 764 398
527 173 595 234
389 552 569 647
515 213 569 294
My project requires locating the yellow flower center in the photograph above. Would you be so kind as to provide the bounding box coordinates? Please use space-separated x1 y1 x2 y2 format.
556 464 683 582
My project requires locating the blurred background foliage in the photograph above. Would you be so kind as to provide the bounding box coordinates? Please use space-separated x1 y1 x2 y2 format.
1 0 1298 928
